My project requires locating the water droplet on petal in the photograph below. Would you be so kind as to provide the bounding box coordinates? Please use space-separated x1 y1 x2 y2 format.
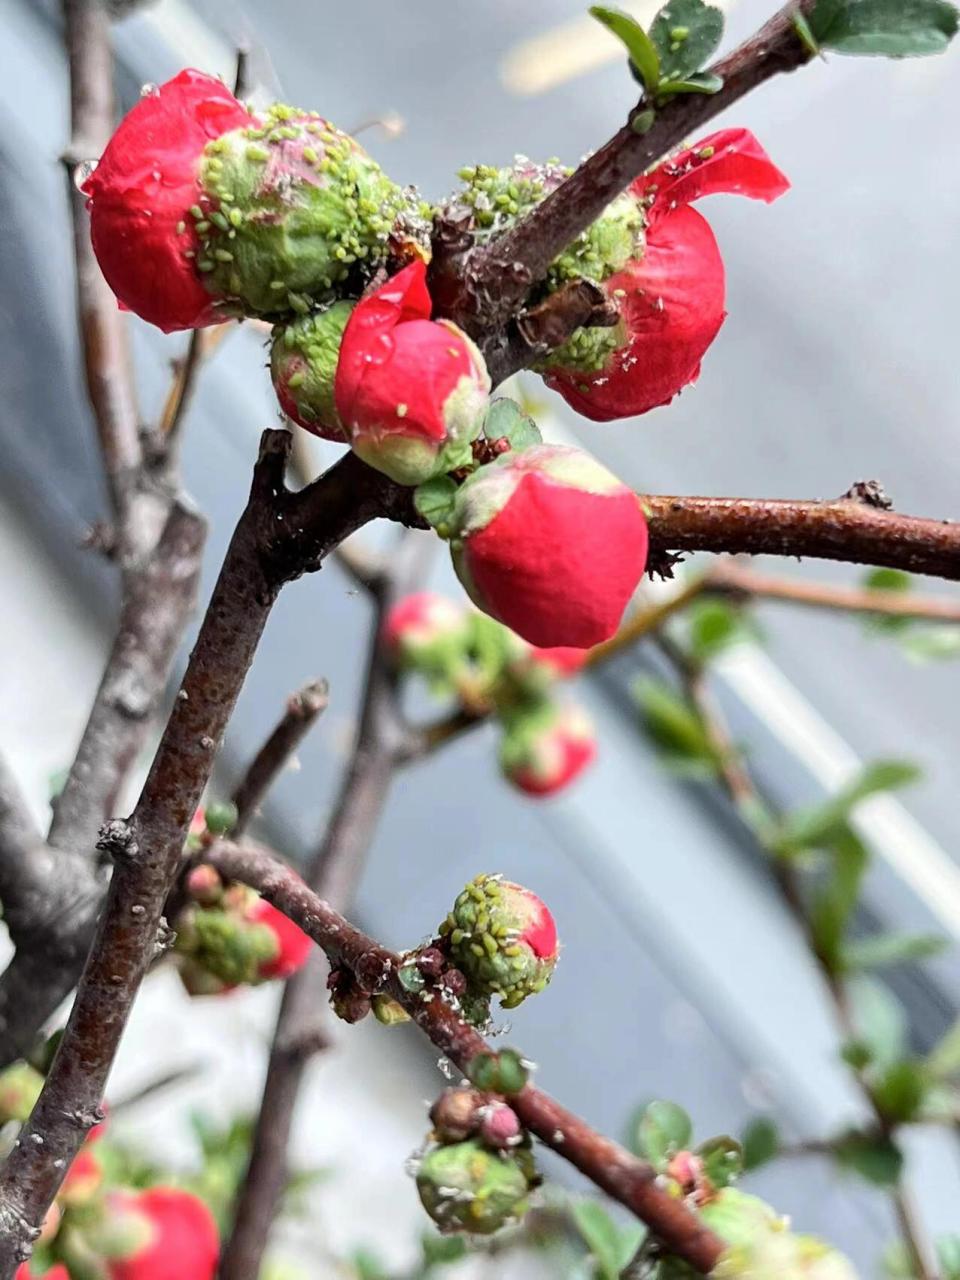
74 159 98 190
140 82 160 98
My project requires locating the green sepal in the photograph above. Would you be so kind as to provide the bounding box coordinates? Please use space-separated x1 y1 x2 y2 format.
414 475 459 536
481 399 542 451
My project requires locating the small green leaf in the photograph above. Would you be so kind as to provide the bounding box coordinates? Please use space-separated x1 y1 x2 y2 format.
572 1200 626 1280
775 759 920 852
482 398 542 451
650 0 725 80
809 826 869 971
842 931 947 972
927 1017 960 1080
864 567 913 593
848 976 907 1069
657 71 724 97
413 475 458 533
811 0 959 57
634 678 716 765
636 1100 693 1168
872 1059 927 1124
741 1116 779 1171
590 5 662 92
835 1130 904 1186
696 1135 743 1188
685 600 759 664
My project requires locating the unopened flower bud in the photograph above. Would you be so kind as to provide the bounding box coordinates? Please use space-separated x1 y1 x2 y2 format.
478 1102 521 1149
334 261 490 485
449 445 648 648
185 864 223 907
498 701 596 797
429 1088 482 1143
439 875 558 1009
415 947 447 980
416 1139 531 1235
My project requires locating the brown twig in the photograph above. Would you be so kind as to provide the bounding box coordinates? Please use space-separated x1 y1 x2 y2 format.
218 534 430 1280
231 679 330 838
206 839 725 1274
61 0 143 534
662 644 938 1280
432 0 818 341
0 435 422 1272
707 559 960 622
643 493 960 582
157 330 205 440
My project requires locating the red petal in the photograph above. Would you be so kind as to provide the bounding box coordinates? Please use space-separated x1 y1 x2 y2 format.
545 206 725 421
635 127 789 219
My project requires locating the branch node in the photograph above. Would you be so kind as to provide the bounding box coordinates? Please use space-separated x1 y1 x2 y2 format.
96 818 138 864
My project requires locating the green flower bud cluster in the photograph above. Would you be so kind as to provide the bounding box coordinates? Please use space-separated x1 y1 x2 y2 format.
416 1083 538 1235
451 159 644 292
175 887 279 994
384 594 595 797
438 874 558 1011
195 103 429 318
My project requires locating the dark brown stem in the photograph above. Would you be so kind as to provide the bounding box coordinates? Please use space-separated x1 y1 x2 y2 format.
0 435 414 1273
231 679 330 838
433 1 817 337
644 492 960 581
207 840 724 1274
218 535 429 1280
488 278 619 386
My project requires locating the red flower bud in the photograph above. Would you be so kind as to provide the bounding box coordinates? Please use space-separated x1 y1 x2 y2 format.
59 1147 104 1207
334 262 490 484
185 864 223 906
499 702 596 797
440 874 558 1008
478 1102 522 1149
82 71 256 332
84 74 420 333
382 592 470 672
450 444 647 648
104 1189 219 1280
542 130 789 421
245 898 312 981
17 1267 69 1280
